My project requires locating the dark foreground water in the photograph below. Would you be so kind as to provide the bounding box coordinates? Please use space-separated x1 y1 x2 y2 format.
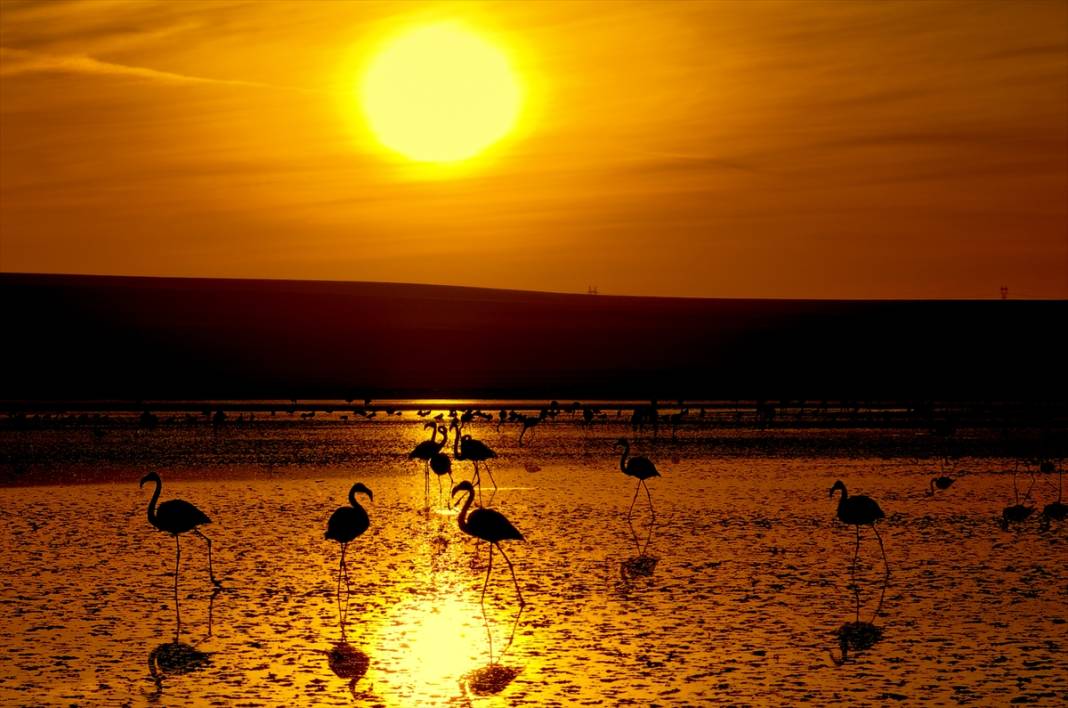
1 411 1066 705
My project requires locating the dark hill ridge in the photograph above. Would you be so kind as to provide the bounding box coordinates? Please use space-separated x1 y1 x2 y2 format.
1 273 1064 401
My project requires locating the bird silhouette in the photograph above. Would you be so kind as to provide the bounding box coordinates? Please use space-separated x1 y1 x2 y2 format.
410 423 447 505
927 476 955 496
617 438 660 519
140 471 221 609
325 483 372 605
430 452 454 505
452 481 525 606
829 480 889 578
452 421 498 501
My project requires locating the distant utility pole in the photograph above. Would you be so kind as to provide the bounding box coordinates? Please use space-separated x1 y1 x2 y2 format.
587 285 599 295
1000 285 1008 300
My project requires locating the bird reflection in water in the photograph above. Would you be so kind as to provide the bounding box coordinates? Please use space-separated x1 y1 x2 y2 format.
619 483 659 583
147 587 219 699
830 565 889 666
320 567 373 697
621 511 659 581
459 605 525 700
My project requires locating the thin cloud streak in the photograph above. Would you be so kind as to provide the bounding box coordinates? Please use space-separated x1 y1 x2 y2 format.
0 47 318 93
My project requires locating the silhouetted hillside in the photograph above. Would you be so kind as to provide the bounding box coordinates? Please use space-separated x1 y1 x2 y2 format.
1 273 1064 401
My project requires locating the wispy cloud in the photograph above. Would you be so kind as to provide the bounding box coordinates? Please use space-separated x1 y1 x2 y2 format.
0 47 312 92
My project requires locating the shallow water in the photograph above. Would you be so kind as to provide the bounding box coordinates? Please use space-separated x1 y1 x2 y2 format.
1 417 1066 705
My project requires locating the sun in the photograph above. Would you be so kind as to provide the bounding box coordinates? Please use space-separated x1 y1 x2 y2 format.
359 23 522 164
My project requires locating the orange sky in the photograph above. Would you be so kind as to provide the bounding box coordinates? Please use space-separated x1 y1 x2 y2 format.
1 0 1066 298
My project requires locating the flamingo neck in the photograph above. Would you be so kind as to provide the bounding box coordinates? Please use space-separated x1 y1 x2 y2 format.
453 425 462 457
146 477 161 527
456 489 474 532
428 425 439 444
348 486 360 508
836 485 848 502
619 442 629 473
929 479 936 496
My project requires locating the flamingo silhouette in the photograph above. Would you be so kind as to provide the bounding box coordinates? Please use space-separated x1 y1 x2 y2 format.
927 476 955 496
452 420 498 501
829 480 889 578
617 438 660 519
325 483 372 607
409 423 447 504
140 472 221 613
452 481 525 606
430 452 454 505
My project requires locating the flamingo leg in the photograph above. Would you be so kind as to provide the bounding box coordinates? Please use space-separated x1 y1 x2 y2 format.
643 479 655 518
484 462 497 492
481 543 494 605
851 525 861 581
872 523 891 578
174 535 181 637
627 480 641 520
474 462 483 505
497 544 525 606
193 528 220 587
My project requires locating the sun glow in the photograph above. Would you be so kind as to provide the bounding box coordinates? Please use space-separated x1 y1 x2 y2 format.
359 23 522 163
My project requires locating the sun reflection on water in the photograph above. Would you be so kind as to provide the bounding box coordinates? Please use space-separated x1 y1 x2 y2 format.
371 593 486 703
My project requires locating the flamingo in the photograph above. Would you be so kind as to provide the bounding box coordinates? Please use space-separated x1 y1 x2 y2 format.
452 420 498 500
430 452 454 505
518 414 542 446
325 483 372 606
927 476 955 496
452 481 525 606
140 472 221 609
829 480 889 578
617 438 660 519
409 423 447 503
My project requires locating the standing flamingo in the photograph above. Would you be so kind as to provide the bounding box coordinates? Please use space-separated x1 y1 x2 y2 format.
617 438 660 519
325 483 372 613
452 420 498 501
140 472 221 626
829 480 889 578
409 423 445 472
452 481 525 605
430 452 454 505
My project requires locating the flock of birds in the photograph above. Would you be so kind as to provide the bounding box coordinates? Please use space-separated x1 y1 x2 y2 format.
138 411 1065 621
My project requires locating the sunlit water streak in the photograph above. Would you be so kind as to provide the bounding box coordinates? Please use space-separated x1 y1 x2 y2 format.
1 420 1066 705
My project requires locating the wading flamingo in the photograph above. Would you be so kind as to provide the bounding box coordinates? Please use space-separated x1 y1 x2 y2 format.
617 438 660 519
829 480 889 578
325 483 372 611
452 481 525 606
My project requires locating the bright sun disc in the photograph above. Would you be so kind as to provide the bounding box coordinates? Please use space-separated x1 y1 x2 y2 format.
360 23 522 163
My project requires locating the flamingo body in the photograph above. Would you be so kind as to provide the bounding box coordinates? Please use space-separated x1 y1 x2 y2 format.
616 438 659 480
460 435 497 462
831 480 884 525
325 483 372 544
154 499 212 535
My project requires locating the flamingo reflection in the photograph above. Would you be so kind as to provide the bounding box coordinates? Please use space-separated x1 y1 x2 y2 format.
460 605 525 699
